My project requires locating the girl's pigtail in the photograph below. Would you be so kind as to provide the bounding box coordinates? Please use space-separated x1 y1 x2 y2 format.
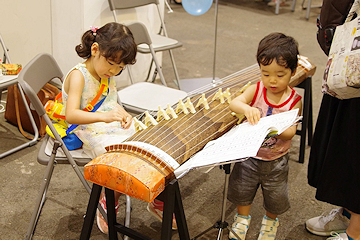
76 29 96 59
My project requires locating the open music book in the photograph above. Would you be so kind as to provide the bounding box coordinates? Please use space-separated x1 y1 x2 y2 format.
174 109 301 178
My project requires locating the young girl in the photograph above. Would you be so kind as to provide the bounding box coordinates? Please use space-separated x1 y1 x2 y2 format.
63 22 137 158
227 32 302 240
62 22 137 233
63 22 176 234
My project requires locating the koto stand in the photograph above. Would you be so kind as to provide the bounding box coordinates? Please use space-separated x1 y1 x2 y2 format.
80 179 190 240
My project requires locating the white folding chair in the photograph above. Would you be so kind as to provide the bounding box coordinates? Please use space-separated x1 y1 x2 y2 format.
108 0 183 87
301 0 322 20
274 0 297 15
0 32 39 158
118 22 187 114
19 53 131 240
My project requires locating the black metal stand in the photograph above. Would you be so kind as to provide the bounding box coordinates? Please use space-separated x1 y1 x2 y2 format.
191 164 242 240
295 76 313 163
80 179 190 240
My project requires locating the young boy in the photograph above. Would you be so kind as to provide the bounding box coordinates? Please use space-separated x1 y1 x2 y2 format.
227 32 302 240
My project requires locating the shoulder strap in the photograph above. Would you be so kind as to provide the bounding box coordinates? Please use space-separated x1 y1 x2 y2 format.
83 78 109 112
51 78 109 119
65 79 110 134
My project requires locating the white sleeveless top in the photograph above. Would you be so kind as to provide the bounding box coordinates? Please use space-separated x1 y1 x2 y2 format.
61 63 135 158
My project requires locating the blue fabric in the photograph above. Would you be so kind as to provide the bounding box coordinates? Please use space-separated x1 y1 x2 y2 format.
62 133 83 150
342 209 351 220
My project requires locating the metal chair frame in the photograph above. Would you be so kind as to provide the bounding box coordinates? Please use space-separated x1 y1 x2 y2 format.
118 22 187 114
0 33 39 159
108 0 182 87
19 53 130 239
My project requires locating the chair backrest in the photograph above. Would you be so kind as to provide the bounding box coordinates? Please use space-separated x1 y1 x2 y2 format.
108 0 159 11
127 22 153 46
17 53 63 118
17 53 88 164
125 22 167 86
108 0 169 37
0 33 11 63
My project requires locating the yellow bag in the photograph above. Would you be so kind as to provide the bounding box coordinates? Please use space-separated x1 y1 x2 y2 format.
44 93 83 150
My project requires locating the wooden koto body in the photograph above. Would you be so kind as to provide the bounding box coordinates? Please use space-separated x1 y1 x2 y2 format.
84 56 316 202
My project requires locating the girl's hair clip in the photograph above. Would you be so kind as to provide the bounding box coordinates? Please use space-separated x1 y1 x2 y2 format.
90 26 99 36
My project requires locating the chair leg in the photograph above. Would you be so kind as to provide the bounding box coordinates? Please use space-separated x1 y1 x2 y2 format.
127 68 134 85
0 84 39 159
168 49 180 88
291 0 296 11
149 48 167 86
123 195 132 240
148 60 157 83
24 141 60 240
148 50 181 88
275 0 280 14
306 0 311 20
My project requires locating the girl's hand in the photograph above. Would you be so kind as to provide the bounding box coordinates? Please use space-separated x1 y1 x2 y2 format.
105 104 133 129
244 106 261 125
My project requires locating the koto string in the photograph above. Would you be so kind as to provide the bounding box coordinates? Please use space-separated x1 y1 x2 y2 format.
173 117 237 163
165 95 237 157
168 63 309 160
112 62 310 170
131 65 258 122
125 66 261 164
131 61 307 145
130 69 258 147
145 73 256 145
128 73 256 158
128 79 246 161
130 66 260 144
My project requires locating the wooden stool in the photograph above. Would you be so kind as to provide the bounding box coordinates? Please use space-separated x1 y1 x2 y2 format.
80 180 190 240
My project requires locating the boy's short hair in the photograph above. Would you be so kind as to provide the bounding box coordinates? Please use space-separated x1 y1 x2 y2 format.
256 32 299 73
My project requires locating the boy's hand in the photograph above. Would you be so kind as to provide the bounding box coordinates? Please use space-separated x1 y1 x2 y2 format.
244 106 261 125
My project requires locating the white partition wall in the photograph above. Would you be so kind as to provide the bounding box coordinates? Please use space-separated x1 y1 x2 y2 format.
1 0 52 66
51 0 165 88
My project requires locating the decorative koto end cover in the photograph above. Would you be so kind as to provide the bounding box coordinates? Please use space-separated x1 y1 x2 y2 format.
84 143 176 203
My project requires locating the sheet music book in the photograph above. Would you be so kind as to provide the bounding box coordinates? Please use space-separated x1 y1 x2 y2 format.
174 109 300 178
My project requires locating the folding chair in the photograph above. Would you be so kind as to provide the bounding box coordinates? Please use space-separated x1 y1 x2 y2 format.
301 0 322 20
0 33 11 64
0 32 39 158
118 22 187 114
275 0 296 14
108 0 183 87
19 53 131 240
